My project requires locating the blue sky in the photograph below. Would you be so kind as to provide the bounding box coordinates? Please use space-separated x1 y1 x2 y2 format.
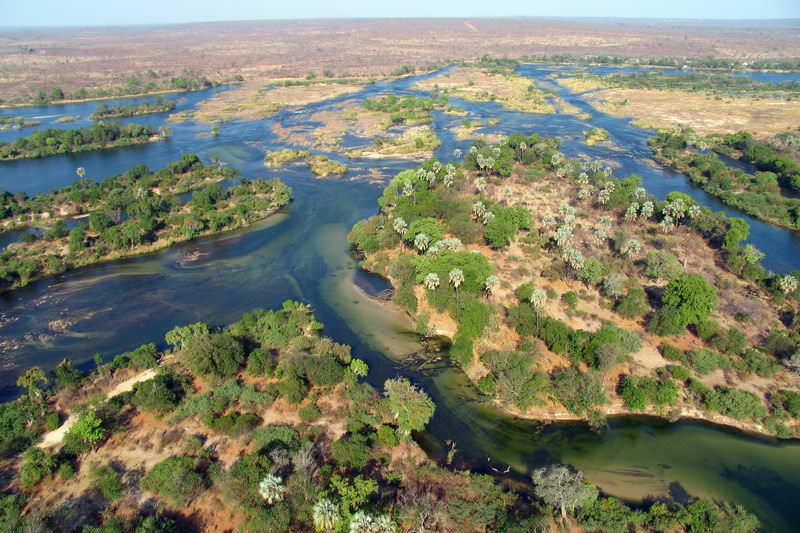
2 0 799 27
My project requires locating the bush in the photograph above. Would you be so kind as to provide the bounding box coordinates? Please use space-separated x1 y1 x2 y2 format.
203 411 262 436
687 348 727 376
245 348 274 375
331 434 371 469
619 376 679 410
667 365 691 381
251 426 300 453
615 288 650 318
552 368 605 416
90 464 123 501
183 332 245 380
660 274 718 327
375 425 399 447
19 448 56 489
561 291 578 309
131 369 190 416
63 410 106 455
140 456 206 505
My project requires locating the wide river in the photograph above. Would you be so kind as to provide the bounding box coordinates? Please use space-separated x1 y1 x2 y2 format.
1 65 799 529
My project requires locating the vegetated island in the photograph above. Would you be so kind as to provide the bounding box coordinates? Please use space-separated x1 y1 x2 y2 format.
0 154 291 291
0 123 167 161
0 302 760 531
264 149 348 178
348 133 800 439
89 97 177 120
650 128 800 230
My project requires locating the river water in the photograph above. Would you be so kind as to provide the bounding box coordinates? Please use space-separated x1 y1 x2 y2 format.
1 66 799 530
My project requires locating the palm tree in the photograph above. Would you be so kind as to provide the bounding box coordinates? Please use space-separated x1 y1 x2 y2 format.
258 474 285 505
75 167 86 179
485 275 500 295
453 148 462 159
414 232 430 252
312 498 339 532
423 272 440 291
449 268 464 294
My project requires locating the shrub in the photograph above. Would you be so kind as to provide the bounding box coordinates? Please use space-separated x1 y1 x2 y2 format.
331 434 371 469
298 402 322 421
19 448 56 489
740 349 780 377
552 368 605 416
131 369 189 416
203 411 262 436
90 464 123 501
561 291 578 309
615 288 650 318
63 410 106 455
304 355 345 387
687 349 727 376
660 274 718 327
140 456 206 505
644 250 682 281
667 365 691 381
375 425 399 447
183 332 245 380
245 348 274 375
251 426 300 453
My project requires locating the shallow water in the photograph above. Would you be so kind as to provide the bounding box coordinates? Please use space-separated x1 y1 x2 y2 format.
2 66 800 530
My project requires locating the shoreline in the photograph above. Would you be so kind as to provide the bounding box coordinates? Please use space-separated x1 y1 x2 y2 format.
0 134 164 162
0 201 290 295
356 261 794 442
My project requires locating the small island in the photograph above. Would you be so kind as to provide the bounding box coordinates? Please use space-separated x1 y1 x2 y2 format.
0 123 166 161
349 133 800 439
89 97 177 120
0 154 291 290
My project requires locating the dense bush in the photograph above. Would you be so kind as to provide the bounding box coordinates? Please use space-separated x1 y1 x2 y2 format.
552 368 605 416
19 448 56 489
131 369 190 416
203 411 262 436
140 456 206 505
183 332 245 380
619 375 679 410
0 123 159 160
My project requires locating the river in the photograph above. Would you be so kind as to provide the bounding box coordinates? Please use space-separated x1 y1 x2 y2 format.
1 66 799 530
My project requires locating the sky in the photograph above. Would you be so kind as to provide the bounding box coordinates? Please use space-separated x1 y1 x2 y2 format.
1 0 799 27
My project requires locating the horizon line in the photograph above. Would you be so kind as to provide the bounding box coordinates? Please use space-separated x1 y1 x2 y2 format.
2 14 800 31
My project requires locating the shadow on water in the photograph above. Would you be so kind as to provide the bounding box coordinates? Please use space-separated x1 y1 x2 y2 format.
1 67 800 530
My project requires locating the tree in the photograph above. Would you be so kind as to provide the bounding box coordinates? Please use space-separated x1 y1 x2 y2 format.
258 474 286 505
165 322 210 349
383 378 435 439
63 410 106 454
660 273 718 327
449 268 464 292
531 465 598 520
313 498 340 532
16 366 47 403
183 332 244 380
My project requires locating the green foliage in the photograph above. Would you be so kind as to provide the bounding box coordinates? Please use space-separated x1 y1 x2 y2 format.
165 322 210 349
619 375 679 410
140 456 206 506
484 205 532 248
183 332 245 380
644 250 682 281
552 368 605 416
204 410 262 436
404 217 445 248
660 274 718 328
480 350 548 410
331 433 371 469
0 400 42 458
63 410 106 455
450 298 492 367
0 123 159 160
615 287 650 318
251 425 300 453
19 448 56 489
383 378 435 439
90 464 123 501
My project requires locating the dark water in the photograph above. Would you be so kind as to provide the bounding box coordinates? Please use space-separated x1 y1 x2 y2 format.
2 67 800 530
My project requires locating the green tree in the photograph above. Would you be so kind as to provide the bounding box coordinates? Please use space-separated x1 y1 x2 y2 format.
654 274 717 333
383 378 435 439
531 465 598 520
63 410 106 454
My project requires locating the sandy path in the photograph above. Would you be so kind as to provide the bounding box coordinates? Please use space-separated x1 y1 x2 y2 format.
37 367 159 449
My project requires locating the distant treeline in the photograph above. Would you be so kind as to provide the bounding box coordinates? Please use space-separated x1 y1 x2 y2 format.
0 123 162 161
521 54 800 72
4 70 218 107
89 97 176 120
598 71 800 98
